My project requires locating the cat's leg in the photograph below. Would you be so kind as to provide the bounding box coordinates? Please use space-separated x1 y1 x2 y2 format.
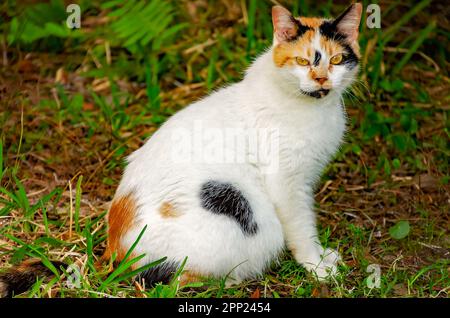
267 177 340 280
282 194 340 280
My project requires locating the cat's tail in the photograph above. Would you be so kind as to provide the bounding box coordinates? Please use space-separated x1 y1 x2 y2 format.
0 259 66 298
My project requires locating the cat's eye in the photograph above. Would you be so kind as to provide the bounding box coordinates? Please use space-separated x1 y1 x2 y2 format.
330 54 343 65
296 57 310 66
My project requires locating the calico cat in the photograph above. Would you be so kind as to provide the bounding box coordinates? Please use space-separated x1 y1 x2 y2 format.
104 3 362 286
0 3 362 296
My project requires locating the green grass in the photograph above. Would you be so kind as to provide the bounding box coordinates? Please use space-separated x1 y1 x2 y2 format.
0 0 448 298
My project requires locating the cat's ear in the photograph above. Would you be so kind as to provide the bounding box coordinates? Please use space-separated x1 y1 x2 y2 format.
272 6 298 43
333 3 362 42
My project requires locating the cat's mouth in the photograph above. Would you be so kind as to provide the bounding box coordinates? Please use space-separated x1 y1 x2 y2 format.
300 89 330 99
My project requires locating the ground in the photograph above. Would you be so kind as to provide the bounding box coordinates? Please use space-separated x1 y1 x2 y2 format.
0 0 449 297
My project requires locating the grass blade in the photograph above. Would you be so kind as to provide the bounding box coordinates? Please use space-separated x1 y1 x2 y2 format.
98 225 150 291
111 256 167 284
392 20 436 75
382 0 432 44
75 175 83 233
3 233 60 277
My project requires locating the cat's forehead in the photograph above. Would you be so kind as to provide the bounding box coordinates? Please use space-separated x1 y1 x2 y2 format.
272 19 356 68
294 17 342 51
296 17 329 29
278 20 345 56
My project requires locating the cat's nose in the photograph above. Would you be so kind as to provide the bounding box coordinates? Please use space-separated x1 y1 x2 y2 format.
314 77 328 85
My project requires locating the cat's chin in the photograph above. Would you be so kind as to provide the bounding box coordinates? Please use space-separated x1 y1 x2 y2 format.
300 89 330 99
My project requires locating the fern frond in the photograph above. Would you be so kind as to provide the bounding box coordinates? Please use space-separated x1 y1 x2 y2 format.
103 0 184 50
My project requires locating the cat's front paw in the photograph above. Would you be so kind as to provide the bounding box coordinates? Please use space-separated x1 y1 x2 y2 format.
301 248 341 281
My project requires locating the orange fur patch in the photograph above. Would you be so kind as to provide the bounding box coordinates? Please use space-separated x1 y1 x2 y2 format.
320 37 341 57
298 17 324 28
103 193 137 263
273 29 316 67
159 201 180 218
310 67 327 80
319 32 361 58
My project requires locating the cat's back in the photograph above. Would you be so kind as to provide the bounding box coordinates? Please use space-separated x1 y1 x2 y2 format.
166 82 245 127
116 82 250 195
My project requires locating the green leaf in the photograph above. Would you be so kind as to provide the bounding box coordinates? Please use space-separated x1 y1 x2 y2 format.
102 177 115 186
392 134 407 152
379 79 392 92
391 79 404 91
44 22 69 38
389 220 410 240
399 114 411 131
352 144 362 156
383 157 391 176
107 0 177 50
392 158 401 169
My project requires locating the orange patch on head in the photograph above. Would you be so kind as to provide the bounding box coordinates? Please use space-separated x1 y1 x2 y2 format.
319 36 360 60
320 37 341 57
298 17 324 28
159 202 180 218
104 193 137 263
273 43 297 67
320 31 361 59
273 29 316 67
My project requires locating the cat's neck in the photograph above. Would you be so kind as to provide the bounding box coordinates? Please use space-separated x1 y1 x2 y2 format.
243 49 283 91
242 48 343 110
244 48 280 83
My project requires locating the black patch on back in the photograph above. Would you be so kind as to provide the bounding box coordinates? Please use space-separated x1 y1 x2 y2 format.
136 262 179 287
313 51 322 66
319 21 359 69
200 181 258 236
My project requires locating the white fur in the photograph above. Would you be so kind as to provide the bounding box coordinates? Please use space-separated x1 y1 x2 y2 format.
114 40 358 283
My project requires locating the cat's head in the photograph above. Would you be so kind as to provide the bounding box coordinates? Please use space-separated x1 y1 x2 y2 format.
271 4 362 99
